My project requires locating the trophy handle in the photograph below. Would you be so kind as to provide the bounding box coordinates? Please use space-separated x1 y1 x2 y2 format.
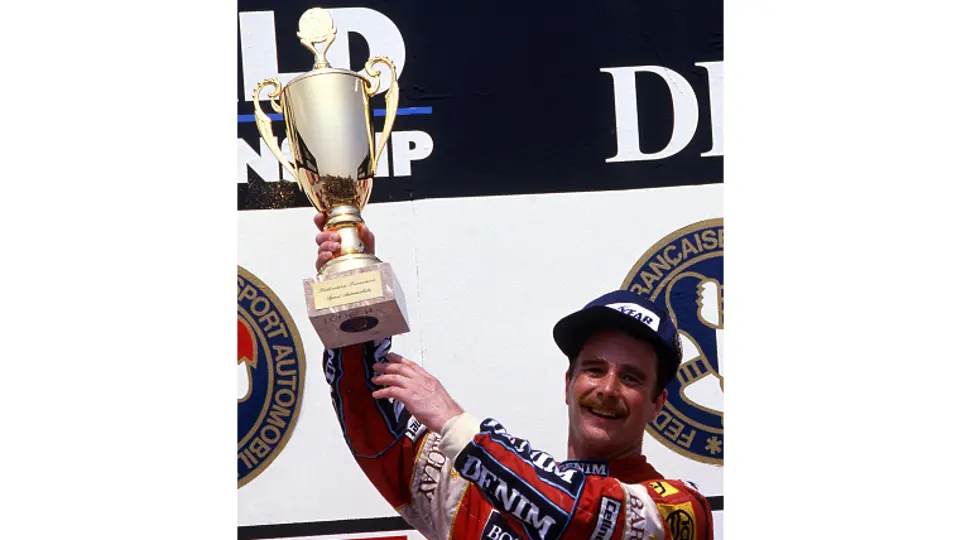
252 78 298 181
363 57 399 169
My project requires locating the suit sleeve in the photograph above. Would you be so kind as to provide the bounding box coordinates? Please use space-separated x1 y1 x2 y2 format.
325 337 470 539
438 413 714 540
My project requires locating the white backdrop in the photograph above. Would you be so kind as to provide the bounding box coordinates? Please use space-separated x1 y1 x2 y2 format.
238 183 723 534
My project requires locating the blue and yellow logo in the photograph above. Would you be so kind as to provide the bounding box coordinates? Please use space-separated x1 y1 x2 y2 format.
238 266 306 487
623 219 723 465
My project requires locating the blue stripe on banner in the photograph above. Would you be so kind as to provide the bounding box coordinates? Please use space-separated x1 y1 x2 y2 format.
237 107 432 123
375 106 433 117
237 113 282 123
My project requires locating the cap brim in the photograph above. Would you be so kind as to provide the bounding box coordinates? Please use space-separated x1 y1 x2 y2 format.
553 306 676 372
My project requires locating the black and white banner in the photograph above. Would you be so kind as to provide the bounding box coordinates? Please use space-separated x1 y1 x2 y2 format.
237 0 723 209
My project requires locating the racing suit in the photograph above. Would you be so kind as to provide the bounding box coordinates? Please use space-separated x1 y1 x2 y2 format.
325 338 714 540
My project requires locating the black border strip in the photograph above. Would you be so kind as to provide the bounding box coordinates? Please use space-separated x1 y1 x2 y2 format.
238 497 723 539
238 516 409 539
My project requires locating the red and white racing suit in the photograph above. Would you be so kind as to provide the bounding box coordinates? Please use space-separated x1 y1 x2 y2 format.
325 338 713 540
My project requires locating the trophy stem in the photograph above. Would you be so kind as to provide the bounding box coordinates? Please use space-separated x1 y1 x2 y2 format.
319 205 381 276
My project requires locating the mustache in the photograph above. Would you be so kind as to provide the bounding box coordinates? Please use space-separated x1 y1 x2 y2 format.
578 394 629 418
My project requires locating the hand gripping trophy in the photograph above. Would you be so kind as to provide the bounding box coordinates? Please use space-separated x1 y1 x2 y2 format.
252 7 408 348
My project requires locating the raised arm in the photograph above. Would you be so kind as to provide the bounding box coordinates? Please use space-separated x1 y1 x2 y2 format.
315 213 469 539
325 338 471 539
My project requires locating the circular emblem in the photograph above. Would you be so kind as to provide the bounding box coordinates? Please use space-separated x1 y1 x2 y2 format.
622 219 723 465
237 266 307 488
665 509 695 540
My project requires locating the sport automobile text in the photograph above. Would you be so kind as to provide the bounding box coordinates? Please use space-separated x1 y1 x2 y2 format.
237 278 298 471
238 279 292 340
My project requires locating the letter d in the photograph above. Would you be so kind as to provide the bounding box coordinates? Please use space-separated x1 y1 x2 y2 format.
327 8 406 95
601 66 699 162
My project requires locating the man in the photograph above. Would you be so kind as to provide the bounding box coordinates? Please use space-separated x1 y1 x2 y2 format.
315 214 714 540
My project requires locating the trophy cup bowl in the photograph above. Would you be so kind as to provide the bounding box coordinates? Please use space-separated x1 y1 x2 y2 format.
251 7 409 348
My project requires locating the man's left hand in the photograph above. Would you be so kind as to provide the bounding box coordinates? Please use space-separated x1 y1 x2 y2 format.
371 353 464 433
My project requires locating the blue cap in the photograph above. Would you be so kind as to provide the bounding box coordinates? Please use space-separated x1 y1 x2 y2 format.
553 290 683 383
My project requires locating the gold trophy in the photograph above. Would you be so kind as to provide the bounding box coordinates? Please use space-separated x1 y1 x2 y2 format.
253 7 409 348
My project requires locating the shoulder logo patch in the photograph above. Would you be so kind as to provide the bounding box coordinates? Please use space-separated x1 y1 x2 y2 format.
657 502 697 540
648 481 680 498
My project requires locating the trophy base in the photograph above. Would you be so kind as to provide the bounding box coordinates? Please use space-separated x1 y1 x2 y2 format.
304 261 410 349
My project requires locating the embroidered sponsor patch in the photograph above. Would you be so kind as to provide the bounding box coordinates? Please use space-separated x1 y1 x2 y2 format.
458 448 569 540
588 496 621 540
605 302 661 331
479 419 585 498
412 434 447 505
405 416 427 442
624 489 648 540
656 502 697 540
557 459 609 477
648 481 680 498
482 510 523 540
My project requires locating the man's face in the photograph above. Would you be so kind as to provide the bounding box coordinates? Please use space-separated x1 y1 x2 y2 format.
565 330 666 459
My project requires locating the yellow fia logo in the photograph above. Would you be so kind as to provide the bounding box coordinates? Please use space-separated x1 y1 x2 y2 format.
656 502 696 540
648 481 679 498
